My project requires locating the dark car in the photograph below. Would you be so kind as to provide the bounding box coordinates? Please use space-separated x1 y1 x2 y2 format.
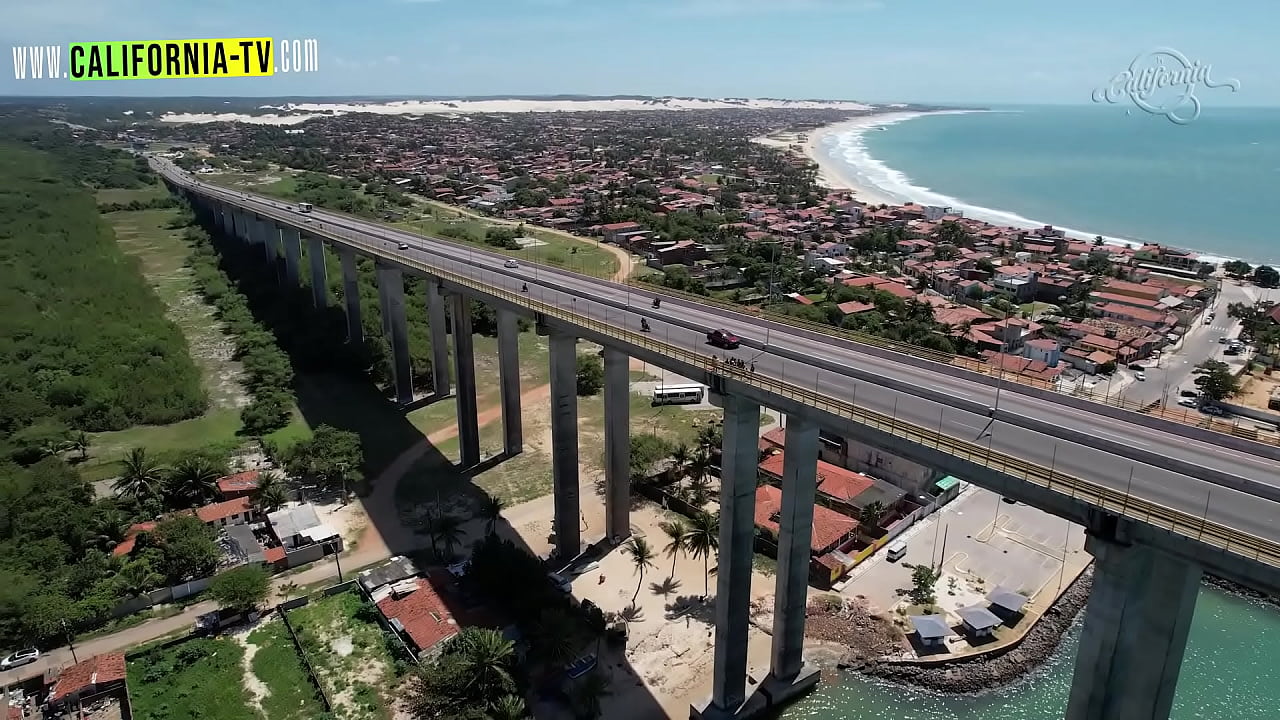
707 329 741 349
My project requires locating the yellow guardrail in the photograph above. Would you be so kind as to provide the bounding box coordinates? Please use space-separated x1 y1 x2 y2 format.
279 210 1280 572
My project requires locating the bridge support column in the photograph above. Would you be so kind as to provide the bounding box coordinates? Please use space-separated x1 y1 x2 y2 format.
603 346 631 542
497 310 523 457
281 226 302 287
451 294 481 468
377 267 393 340
425 280 451 398
1066 534 1201 720
258 218 279 268
763 416 821 703
695 394 762 720
338 248 363 347
377 264 414 406
549 331 580 560
232 210 246 243
306 236 328 308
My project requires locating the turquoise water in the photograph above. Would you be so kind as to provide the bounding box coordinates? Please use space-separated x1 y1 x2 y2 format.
780 587 1280 719
827 105 1280 264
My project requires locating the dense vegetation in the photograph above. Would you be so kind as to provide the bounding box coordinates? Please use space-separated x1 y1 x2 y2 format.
0 133 206 458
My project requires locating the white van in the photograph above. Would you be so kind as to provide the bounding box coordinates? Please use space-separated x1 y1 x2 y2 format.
886 540 908 562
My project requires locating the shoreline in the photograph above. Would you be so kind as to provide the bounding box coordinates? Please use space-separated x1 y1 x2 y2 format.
790 112 1265 267
837 568 1094 695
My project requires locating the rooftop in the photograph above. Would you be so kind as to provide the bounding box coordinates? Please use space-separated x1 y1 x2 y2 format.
49 653 126 704
375 576 459 652
754 483 858 553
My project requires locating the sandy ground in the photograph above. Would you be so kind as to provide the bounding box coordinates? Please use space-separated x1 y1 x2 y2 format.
161 98 875 125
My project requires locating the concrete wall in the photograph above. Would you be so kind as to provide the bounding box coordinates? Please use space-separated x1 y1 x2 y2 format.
836 436 940 496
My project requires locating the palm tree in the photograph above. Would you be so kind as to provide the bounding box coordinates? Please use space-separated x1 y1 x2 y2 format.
114 447 165 505
253 470 288 512
479 492 507 536
532 608 579 667
277 581 300 604
70 431 90 461
623 537 656 604
670 443 692 478
491 695 528 720
426 512 465 560
165 455 225 507
572 671 613 720
117 560 163 597
458 628 516 697
658 519 688 579
859 501 885 529
684 511 720 598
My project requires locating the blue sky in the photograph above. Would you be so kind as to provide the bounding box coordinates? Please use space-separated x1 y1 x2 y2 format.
4 0 1277 105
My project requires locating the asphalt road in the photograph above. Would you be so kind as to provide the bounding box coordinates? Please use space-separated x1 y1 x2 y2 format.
158 163 1280 547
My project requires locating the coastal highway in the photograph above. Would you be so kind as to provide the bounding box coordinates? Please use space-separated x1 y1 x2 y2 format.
159 162 1280 548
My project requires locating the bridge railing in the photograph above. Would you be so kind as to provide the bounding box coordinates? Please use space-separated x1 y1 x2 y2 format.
299 216 1280 572
204 179 1276 450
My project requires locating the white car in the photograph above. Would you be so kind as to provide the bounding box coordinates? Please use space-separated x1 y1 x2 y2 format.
397 242 410 250
1 648 39 670
1177 397 1198 408
503 259 519 269
1134 372 1146 382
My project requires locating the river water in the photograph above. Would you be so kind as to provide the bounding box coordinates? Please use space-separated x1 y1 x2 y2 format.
779 586 1279 719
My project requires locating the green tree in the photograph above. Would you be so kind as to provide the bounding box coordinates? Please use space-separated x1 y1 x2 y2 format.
282 424 363 491
252 470 289 512
623 537 656 604
210 564 270 612
1196 360 1241 402
164 455 225 508
658 518 688 579
424 512 465 560
576 354 605 396
1223 259 1253 277
149 515 221 583
1254 265 1280 288
628 435 673 480
909 564 940 606
858 501 885 529
113 447 166 505
683 511 719 597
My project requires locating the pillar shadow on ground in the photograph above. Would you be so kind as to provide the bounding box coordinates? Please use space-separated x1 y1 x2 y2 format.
206 216 667 720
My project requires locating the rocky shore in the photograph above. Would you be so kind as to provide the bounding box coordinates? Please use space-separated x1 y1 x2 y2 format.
836 569 1094 694
1204 574 1280 610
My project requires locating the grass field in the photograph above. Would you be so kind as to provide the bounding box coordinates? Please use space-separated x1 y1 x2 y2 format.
89 188 310 480
246 620 330 720
288 591 402 720
128 638 259 720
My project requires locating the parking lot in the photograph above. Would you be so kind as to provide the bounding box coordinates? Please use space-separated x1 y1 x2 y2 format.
837 485 1088 612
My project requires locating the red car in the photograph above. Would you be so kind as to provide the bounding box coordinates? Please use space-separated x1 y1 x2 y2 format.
707 329 741 349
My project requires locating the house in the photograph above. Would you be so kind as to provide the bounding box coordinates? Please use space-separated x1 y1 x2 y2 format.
599 221 644 244
373 576 459 656
196 496 256 528
986 585 1030 617
910 614 953 648
836 300 876 317
47 653 128 709
753 483 859 556
267 503 341 551
1023 338 1061 367
957 605 1003 638
111 521 158 557
216 470 261 499
758 452 905 519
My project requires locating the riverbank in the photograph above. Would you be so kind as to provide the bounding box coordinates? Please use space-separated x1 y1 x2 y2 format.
834 568 1094 694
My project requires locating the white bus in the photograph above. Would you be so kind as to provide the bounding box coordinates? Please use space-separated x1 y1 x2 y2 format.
652 384 705 406
297 202 313 213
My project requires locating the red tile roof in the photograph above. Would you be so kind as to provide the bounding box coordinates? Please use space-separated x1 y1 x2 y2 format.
264 546 287 564
49 653 126 703
111 521 158 557
377 577 459 652
753 484 858 554
196 496 253 524
216 470 260 496
759 453 877 505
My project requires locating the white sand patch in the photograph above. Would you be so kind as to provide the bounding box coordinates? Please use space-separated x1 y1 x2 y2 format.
331 634 354 657
234 628 271 714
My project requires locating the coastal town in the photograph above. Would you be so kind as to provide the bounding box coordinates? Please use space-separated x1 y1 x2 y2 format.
5 99 1280 720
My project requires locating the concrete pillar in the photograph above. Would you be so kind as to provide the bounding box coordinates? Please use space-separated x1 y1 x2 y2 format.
768 415 820 685
497 310 523 456
451 294 481 468
377 264 414 406
703 394 762 716
377 269 393 340
306 235 328 308
425 280 451 397
338 248 363 347
549 331 580 559
603 346 631 542
258 218 278 265
231 210 245 242
281 226 302 287
1066 536 1201 720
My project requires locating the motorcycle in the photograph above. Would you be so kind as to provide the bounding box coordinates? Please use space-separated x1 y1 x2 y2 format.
521 283 529 293
652 298 661 309
640 319 651 332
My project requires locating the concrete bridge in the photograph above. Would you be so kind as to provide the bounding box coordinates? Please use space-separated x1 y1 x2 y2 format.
161 160 1280 720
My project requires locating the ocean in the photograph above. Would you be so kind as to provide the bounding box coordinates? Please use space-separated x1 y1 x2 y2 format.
819 105 1280 265
780 586 1280 719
